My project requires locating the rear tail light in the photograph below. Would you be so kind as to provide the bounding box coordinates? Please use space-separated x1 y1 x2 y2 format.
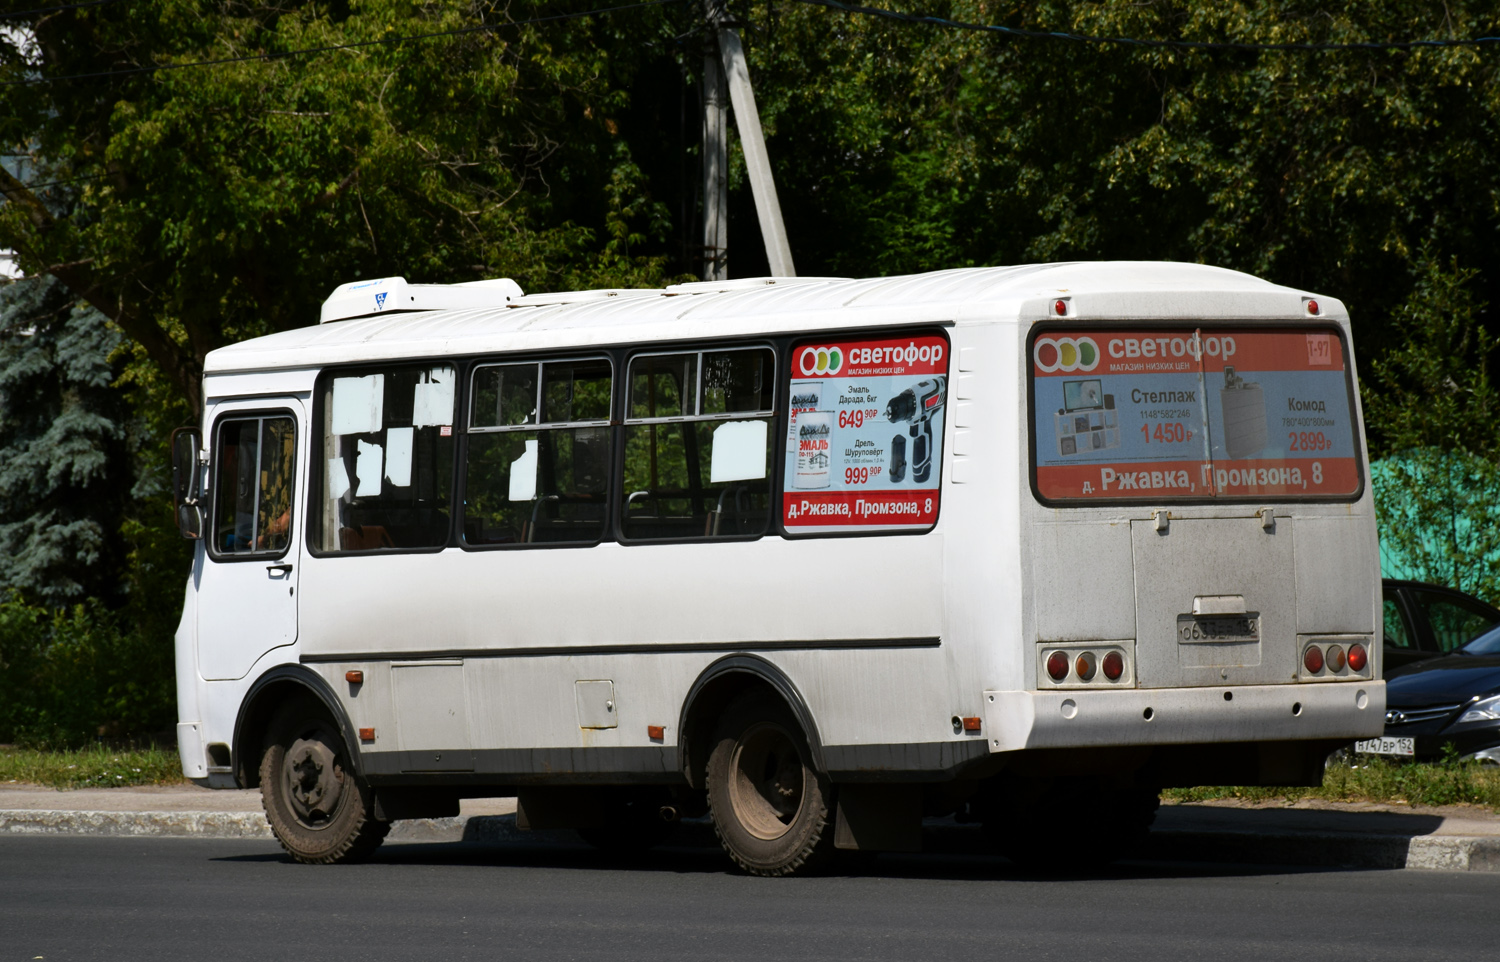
1303 645 1324 673
1102 651 1124 680
1307 299 1320 315
1075 651 1098 682
1326 645 1346 672
1348 643 1368 672
1046 650 1069 681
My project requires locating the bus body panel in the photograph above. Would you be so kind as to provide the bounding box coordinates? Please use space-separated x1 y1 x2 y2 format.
175 264 1385 793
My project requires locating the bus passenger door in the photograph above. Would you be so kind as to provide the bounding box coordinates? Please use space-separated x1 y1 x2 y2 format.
196 399 305 681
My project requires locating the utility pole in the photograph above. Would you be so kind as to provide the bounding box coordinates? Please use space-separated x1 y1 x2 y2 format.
702 19 728 281
701 1 795 280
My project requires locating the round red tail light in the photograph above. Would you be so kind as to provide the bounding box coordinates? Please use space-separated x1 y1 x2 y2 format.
1054 299 1067 316
1046 650 1069 681
1326 645 1346 672
1307 299 1319 315
1102 651 1124 680
1348 643 1368 672
1075 651 1098 682
1303 645 1324 673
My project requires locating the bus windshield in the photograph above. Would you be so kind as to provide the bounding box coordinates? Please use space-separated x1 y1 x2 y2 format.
1030 326 1362 503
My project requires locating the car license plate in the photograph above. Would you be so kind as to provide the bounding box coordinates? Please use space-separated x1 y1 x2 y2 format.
1177 614 1260 644
1355 737 1415 757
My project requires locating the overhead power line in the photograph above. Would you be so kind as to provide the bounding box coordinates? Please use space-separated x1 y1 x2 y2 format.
5 0 1496 89
11 171 111 191
794 0 1500 51
1 0 690 86
1 0 129 20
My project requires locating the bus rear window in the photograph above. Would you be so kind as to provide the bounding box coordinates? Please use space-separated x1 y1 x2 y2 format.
1030 327 1362 503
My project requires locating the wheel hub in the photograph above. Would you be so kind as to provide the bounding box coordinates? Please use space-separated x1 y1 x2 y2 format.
728 722 806 840
283 734 344 825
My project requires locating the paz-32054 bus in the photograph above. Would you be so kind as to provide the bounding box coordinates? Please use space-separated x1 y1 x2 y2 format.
170 263 1383 874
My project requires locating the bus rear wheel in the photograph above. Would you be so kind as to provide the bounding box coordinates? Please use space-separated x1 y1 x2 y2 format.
258 700 389 864
706 695 833 877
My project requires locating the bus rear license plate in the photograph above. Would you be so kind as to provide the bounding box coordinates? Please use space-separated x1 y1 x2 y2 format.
1177 614 1260 644
1355 737 1414 757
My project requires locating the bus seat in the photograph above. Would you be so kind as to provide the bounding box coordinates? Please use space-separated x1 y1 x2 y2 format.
339 525 396 550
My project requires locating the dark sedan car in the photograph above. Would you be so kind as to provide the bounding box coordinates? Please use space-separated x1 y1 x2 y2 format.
1382 579 1500 674
1361 622 1500 764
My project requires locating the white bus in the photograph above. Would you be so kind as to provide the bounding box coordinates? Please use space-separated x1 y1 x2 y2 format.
171 263 1384 874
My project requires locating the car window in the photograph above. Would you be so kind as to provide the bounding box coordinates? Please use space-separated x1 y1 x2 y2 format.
1382 594 1414 649
1462 622 1500 656
1411 590 1500 653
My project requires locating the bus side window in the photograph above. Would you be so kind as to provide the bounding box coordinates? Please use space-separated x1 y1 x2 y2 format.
313 365 456 553
210 415 296 557
621 347 774 541
463 358 612 547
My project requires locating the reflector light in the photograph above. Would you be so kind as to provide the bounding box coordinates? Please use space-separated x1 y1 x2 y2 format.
1348 643 1368 672
1075 651 1098 682
345 670 364 684
1046 650 1069 681
1307 300 1319 315
1303 645 1324 673
1102 651 1124 680
358 728 375 741
647 725 665 740
1054 299 1068 316
962 716 982 732
1326 645 1346 672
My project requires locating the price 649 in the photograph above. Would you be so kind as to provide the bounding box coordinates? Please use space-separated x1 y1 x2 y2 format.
838 408 879 428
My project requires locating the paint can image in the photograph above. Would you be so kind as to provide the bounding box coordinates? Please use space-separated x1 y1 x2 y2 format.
793 411 834 489
787 380 824 453
1221 366 1269 459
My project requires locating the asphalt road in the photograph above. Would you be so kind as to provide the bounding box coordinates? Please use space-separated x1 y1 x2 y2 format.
4 835 1498 961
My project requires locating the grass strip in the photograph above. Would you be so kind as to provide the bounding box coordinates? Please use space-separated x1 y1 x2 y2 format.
0 745 187 789
1163 755 1500 811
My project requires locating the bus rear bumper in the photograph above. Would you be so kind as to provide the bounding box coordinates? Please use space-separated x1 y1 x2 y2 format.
982 681 1385 753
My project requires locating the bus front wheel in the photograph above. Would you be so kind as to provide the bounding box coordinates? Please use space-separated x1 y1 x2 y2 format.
258 699 389 864
706 694 834 877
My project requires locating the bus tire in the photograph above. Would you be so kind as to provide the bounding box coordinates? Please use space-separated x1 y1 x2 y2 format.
258 699 389 864
705 694 834 877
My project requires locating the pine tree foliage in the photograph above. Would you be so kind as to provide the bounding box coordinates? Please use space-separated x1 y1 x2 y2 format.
0 274 132 602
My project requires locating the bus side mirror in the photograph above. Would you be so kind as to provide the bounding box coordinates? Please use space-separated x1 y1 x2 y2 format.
171 427 204 541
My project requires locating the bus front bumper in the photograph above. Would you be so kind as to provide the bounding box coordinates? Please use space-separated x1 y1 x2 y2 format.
982 681 1385 753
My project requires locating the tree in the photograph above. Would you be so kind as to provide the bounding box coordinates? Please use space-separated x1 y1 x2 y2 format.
1364 256 1500 599
745 0 1500 378
0 0 682 416
0 273 134 602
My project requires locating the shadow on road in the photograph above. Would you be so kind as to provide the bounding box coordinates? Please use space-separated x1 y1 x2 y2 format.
212 830 1365 883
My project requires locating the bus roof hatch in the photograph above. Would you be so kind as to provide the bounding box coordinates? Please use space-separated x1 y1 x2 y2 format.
319 276 525 324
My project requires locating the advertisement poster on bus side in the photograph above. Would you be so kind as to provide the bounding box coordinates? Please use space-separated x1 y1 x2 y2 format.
783 334 949 533
1031 328 1360 501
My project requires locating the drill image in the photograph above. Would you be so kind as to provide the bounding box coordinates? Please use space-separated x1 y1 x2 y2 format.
884 376 947 483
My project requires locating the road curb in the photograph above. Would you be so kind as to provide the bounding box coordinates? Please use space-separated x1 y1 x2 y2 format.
1145 829 1500 872
0 810 555 845
5 809 1498 872
0 809 273 839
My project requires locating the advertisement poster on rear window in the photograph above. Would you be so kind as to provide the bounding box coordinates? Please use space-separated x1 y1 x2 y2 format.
783 334 949 533
1030 328 1361 502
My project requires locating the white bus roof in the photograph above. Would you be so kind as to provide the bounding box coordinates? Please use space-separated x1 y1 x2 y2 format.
204 262 1337 376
